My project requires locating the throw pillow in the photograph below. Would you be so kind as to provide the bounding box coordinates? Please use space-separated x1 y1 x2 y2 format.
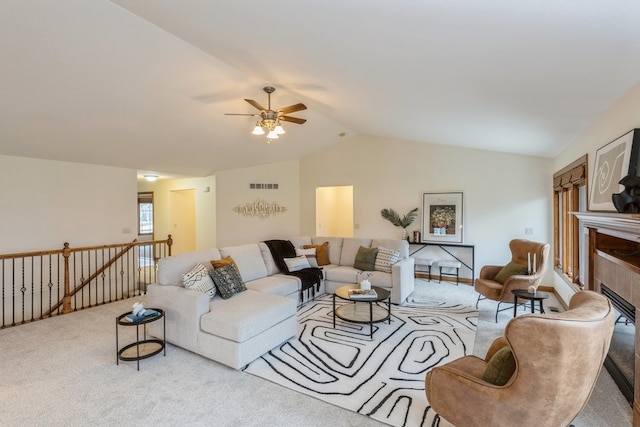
210 256 237 270
284 255 311 272
182 263 216 299
295 247 318 267
353 246 378 271
208 262 246 299
494 261 529 284
374 246 401 273
303 242 330 266
481 346 516 386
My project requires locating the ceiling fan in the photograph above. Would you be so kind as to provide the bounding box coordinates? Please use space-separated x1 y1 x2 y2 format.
225 86 307 141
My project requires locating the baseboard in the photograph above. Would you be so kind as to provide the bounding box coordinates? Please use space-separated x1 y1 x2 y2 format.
415 273 473 285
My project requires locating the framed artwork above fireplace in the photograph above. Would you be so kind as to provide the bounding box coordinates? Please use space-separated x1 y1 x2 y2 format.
589 129 640 212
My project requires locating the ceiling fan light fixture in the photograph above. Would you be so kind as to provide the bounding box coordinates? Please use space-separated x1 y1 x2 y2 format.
274 124 285 135
252 124 265 135
267 130 280 139
226 86 306 143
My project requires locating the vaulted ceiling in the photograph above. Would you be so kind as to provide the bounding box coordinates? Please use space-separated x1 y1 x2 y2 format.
2 1 640 177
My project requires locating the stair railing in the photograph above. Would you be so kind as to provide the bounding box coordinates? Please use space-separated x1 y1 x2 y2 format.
0 235 172 328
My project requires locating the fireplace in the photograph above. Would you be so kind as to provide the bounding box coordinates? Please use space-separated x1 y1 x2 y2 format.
601 284 635 403
573 212 640 425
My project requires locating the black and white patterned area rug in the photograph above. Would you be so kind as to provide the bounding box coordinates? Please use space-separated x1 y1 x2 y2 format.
244 295 477 427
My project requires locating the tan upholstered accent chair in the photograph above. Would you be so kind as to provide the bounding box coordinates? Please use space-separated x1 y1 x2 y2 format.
475 239 550 321
425 290 615 427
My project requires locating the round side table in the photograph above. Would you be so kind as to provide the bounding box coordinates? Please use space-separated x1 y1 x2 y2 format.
511 289 549 317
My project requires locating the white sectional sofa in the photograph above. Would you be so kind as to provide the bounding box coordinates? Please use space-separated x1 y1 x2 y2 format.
146 236 414 369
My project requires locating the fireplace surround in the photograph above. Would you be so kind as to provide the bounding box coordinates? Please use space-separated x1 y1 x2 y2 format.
574 212 640 425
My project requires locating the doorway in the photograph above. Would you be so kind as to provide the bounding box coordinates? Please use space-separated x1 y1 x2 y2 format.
169 189 196 255
315 186 353 237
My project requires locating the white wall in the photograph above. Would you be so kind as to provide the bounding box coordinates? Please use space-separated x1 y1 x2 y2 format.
553 80 640 304
215 160 300 247
137 175 216 251
300 135 553 280
0 155 137 253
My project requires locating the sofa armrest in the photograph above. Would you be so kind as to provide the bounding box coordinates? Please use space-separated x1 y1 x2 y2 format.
391 257 415 305
146 283 211 352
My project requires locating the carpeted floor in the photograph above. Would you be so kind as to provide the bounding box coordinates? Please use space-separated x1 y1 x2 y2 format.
0 279 633 426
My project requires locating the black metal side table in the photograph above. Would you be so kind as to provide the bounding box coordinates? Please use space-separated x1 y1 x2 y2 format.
511 289 549 317
116 308 165 370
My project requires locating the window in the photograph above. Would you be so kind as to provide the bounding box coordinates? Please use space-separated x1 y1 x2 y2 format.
553 155 587 289
138 192 154 236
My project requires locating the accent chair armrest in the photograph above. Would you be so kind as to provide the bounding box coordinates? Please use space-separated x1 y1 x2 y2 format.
484 336 509 362
479 265 503 280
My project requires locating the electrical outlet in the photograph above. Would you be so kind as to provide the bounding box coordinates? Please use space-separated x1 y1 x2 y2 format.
525 227 534 235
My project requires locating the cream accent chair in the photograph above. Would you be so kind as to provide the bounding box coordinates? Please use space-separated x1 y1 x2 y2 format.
475 239 550 321
425 290 615 427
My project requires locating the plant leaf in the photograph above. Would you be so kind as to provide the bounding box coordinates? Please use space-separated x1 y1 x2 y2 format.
381 207 419 228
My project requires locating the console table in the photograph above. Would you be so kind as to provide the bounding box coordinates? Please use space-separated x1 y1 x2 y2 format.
409 242 475 284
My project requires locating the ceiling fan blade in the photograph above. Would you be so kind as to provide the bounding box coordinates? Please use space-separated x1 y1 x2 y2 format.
244 98 267 111
280 115 307 124
278 103 307 114
224 113 260 116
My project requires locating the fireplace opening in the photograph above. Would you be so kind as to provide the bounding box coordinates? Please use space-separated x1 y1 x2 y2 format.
601 284 634 404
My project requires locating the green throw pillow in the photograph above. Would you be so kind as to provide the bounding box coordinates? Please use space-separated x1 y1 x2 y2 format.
493 261 528 284
482 346 516 386
353 246 378 271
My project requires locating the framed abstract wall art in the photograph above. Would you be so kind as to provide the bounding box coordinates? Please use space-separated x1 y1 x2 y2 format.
589 129 640 211
421 192 463 243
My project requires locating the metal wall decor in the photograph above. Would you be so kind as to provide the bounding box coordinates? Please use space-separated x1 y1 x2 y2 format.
233 199 287 219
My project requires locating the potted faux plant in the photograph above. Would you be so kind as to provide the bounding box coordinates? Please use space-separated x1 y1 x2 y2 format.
380 207 419 241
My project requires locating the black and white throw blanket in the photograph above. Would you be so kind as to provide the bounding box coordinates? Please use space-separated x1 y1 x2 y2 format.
263 239 323 300
244 295 477 427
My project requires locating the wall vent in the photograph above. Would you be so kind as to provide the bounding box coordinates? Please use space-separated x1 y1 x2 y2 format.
250 183 279 190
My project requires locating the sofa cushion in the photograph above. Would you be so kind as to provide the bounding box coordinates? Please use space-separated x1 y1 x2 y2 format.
374 246 401 273
304 242 330 266
245 274 300 297
157 248 222 285
372 238 409 259
284 255 311 272
325 266 360 284
367 270 392 288
220 244 269 282
295 247 318 267
289 236 312 248
209 263 247 299
312 237 344 265
201 290 296 343
494 261 528 284
340 238 373 266
353 246 378 271
182 263 216 299
258 242 280 276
